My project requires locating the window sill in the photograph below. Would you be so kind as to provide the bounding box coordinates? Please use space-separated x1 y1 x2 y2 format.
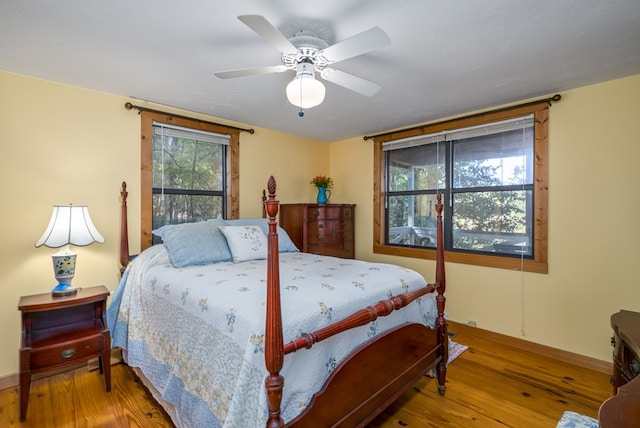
373 244 548 274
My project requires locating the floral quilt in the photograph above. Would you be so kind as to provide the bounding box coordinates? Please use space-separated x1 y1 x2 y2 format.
107 245 438 428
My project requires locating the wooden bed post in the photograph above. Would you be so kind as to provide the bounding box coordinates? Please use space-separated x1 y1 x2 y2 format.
120 181 130 276
435 192 448 395
264 176 285 428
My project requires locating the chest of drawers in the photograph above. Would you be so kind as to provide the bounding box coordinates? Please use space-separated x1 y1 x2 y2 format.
280 203 355 259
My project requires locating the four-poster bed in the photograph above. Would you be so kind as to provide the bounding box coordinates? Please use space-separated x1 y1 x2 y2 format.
108 176 448 427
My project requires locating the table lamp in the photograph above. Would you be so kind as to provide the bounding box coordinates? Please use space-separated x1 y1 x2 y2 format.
35 205 105 296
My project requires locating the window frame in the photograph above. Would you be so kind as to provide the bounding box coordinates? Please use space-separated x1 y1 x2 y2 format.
373 102 549 274
141 111 239 250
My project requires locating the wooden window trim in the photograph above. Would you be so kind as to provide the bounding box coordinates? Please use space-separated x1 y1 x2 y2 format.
140 111 239 250
373 102 549 274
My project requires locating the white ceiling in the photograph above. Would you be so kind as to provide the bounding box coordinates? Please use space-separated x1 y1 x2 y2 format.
1 0 639 142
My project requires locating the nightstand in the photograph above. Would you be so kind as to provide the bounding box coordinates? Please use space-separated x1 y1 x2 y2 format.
18 285 111 421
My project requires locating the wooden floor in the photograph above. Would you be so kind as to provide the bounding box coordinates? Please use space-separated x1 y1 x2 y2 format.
0 322 612 427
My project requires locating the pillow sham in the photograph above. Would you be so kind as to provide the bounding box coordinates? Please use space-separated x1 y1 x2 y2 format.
224 218 299 253
152 218 232 267
219 225 268 263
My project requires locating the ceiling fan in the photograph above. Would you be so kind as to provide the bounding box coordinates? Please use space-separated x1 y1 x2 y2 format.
215 15 391 112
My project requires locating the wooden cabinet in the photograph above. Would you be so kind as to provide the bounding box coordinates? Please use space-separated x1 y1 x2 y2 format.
18 286 111 421
602 310 640 427
610 310 640 392
280 203 355 259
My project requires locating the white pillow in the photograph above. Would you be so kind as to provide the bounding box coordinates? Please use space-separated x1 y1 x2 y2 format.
219 225 268 263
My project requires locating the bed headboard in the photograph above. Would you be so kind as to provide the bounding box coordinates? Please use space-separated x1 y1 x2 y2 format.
119 181 271 274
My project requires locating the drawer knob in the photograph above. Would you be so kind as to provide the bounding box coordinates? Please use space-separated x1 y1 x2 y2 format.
61 348 76 359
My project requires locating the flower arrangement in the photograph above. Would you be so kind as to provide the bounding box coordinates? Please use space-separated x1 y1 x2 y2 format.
310 175 334 189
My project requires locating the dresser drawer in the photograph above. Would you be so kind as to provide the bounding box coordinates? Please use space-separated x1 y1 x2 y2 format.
307 206 343 220
309 219 343 233
307 231 344 245
308 244 354 258
30 334 104 370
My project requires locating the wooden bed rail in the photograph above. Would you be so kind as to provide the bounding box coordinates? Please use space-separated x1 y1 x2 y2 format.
283 283 439 355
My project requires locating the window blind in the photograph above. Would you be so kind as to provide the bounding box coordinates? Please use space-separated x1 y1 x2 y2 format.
382 114 534 151
153 121 230 145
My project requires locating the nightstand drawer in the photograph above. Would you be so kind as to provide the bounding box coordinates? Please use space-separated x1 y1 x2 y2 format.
29 334 104 370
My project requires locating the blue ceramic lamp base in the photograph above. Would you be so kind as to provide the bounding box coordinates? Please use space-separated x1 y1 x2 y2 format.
51 283 78 297
51 248 78 297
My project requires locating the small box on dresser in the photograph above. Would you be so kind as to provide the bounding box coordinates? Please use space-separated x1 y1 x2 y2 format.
279 203 355 259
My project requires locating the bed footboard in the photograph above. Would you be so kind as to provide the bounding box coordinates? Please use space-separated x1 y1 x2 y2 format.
262 176 447 428
288 323 441 427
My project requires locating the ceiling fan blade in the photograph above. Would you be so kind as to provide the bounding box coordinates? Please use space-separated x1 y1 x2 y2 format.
320 68 382 97
215 65 288 79
320 27 391 63
238 15 298 55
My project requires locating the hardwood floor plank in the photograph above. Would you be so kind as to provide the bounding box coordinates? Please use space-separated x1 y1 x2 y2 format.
0 322 612 427
370 323 611 427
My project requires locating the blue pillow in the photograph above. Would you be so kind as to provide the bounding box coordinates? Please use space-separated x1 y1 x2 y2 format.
152 218 232 267
224 218 299 253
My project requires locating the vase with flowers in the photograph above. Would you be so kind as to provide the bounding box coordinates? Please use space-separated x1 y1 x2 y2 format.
310 175 333 204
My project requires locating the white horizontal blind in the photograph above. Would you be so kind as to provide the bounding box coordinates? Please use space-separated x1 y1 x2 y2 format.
152 121 230 145
382 114 534 151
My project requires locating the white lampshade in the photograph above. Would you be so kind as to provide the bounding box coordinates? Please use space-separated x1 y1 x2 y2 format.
35 205 104 248
35 205 104 296
286 73 326 109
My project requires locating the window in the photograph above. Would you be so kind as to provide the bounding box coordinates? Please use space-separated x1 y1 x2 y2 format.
141 111 239 249
374 102 549 273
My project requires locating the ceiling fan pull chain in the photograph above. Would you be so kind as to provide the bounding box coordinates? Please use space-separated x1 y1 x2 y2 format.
298 81 305 117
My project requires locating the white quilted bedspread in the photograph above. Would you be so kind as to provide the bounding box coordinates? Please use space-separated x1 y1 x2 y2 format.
108 245 437 427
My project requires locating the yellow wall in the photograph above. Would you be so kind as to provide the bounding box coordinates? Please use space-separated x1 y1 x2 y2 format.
2 70 638 379
330 73 640 362
0 71 329 377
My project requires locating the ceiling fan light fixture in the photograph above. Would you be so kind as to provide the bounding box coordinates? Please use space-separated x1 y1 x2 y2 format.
286 75 325 109
286 62 325 109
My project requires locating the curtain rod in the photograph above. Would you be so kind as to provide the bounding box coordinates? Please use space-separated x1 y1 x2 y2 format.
362 94 561 141
124 102 255 134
